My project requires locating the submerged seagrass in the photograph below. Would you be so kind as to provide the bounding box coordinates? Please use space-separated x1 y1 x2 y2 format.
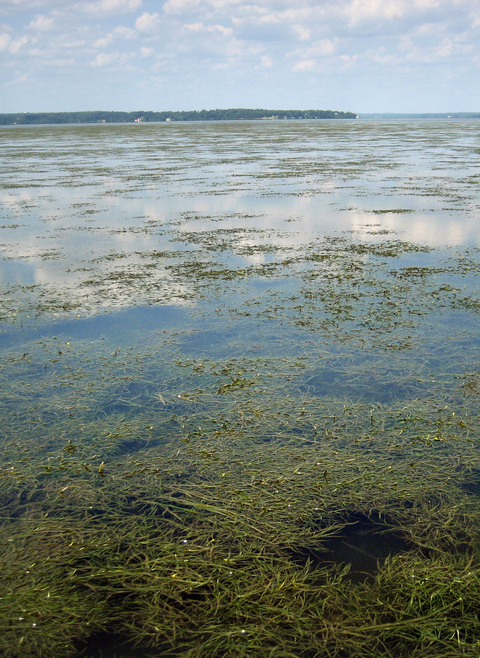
2 120 480 657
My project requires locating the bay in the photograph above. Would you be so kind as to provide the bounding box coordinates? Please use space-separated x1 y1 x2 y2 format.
1 119 480 658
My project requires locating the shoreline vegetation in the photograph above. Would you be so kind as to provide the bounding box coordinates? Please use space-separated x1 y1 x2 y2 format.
1 110 479 126
0 108 357 125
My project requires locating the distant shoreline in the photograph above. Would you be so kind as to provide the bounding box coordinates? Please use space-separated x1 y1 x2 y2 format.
2 110 478 126
0 108 357 126
359 112 480 119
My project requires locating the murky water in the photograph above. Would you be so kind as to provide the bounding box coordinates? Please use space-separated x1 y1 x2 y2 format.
2 120 480 658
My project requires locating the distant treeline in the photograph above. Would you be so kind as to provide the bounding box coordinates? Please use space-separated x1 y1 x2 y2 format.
0 108 357 125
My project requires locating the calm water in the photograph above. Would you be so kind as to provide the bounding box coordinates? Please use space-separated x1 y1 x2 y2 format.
1 120 480 295
2 120 480 657
1 120 480 397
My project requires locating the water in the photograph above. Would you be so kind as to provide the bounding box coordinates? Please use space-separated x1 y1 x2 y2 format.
1 120 480 304
1 120 480 658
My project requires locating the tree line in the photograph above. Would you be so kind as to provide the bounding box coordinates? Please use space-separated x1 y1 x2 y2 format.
0 108 357 125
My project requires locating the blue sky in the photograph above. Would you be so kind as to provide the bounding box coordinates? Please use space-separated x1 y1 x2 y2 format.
1 0 479 113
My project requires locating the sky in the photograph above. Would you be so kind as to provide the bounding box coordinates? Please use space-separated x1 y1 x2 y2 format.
1 0 480 114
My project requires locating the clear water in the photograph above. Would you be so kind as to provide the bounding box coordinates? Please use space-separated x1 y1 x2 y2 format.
2 119 480 657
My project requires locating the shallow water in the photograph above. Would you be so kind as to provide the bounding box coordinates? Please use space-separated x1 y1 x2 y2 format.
2 120 480 657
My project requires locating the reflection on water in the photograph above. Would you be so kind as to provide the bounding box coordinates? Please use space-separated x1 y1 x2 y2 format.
1 120 480 311
0 259 36 285
0 304 190 348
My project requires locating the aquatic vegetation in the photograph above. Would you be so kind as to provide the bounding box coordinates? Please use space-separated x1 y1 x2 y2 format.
1 327 480 656
1 120 480 657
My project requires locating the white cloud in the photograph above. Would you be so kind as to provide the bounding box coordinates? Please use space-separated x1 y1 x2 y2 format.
28 14 53 30
287 37 338 66
113 25 135 38
292 24 310 41
185 22 203 32
211 24 232 36
140 46 153 56
162 0 203 15
346 0 409 24
10 35 28 51
0 0 52 11
94 35 113 48
368 48 401 65
90 50 134 67
0 33 11 51
0 31 26 52
90 50 121 66
412 21 443 36
292 59 316 72
151 59 167 71
172 0 474 41
93 25 135 48
342 0 471 30
400 33 474 63
261 54 272 67
310 38 338 56
185 21 232 36
82 0 142 15
339 53 359 68
135 11 161 32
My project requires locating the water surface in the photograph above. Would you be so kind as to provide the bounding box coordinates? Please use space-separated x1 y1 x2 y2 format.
2 120 480 658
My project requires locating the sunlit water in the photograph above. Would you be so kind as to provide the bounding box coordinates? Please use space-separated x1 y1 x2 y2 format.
1 120 480 396
1 120 480 657
1 120 480 291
